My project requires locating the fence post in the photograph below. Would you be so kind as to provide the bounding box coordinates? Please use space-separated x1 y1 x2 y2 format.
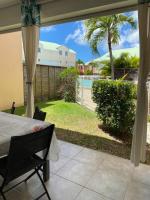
81 75 84 105
148 82 150 115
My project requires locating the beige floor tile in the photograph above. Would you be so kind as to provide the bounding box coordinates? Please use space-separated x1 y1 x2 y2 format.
0 173 37 199
101 155 134 177
0 188 32 200
73 148 105 167
124 181 150 200
75 188 108 200
56 159 97 186
132 164 150 186
0 142 145 200
86 166 130 200
15 173 42 196
60 142 83 158
58 140 67 146
50 155 70 173
35 175 83 200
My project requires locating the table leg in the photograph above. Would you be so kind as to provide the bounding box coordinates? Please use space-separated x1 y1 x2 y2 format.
43 159 50 182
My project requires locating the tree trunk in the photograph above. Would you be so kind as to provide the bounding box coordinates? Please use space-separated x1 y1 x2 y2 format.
108 32 115 80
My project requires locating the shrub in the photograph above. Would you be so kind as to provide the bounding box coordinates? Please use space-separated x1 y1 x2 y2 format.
92 80 136 139
85 69 93 75
59 67 78 102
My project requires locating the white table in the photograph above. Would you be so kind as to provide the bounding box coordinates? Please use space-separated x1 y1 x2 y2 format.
0 111 59 181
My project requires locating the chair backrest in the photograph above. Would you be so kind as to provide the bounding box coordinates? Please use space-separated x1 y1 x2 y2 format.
33 106 46 121
4 124 54 184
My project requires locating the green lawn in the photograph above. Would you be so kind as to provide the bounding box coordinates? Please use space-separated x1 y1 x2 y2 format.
4 100 133 159
6 100 113 140
4 100 150 163
43 100 115 140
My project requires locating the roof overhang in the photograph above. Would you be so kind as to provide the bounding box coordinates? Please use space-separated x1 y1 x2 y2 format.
0 0 138 33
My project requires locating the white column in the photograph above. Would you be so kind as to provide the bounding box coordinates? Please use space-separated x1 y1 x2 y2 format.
131 3 150 166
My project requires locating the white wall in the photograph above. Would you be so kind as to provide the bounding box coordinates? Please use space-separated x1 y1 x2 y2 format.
37 43 76 67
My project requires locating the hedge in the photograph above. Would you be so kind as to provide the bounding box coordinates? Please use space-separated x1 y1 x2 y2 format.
59 67 78 102
92 80 136 138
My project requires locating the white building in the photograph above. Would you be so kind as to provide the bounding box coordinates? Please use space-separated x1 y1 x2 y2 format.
37 41 76 67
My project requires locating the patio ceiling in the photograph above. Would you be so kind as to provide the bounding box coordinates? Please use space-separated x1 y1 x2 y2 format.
0 0 138 33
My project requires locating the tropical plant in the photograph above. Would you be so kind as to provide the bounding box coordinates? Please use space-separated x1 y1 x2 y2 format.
85 69 93 75
84 14 136 79
88 61 99 68
88 61 100 73
76 59 85 75
100 60 111 77
114 53 139 69
100 53 139 77
76 59 85 65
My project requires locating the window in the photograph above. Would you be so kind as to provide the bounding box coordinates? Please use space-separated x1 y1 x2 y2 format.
65 51 68 56
59 50 62 55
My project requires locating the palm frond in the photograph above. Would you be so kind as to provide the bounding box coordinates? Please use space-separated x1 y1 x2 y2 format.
84 13 136 56
89 30 106 54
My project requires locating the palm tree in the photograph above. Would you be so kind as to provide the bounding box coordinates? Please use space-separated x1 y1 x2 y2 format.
84 14 136 79
88 61 99 73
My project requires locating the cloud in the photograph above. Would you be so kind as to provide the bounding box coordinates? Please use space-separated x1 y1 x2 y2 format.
65 11 139 51
65 22 87 45
125 29 139 45
115 28 139 50
40 26 56 32
114 11 139 49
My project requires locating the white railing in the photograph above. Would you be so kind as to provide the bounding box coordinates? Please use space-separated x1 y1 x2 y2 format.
76 75 99 110
78 75 100 80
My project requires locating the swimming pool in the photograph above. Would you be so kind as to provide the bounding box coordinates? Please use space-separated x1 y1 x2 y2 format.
78 78 93 88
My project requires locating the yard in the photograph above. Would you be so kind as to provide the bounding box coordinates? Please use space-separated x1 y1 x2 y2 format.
7 100 109 138
4 100 133 160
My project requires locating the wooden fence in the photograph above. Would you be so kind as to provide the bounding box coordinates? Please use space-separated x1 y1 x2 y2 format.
23 65 65 103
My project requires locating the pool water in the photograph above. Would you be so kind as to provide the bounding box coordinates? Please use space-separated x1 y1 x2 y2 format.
78 79 93 88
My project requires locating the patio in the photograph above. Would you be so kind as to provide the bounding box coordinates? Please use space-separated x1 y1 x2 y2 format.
1 140 150 200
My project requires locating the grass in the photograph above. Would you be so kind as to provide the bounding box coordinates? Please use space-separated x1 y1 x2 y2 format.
6 100 114 141
4 100 132 159
4 100 150 164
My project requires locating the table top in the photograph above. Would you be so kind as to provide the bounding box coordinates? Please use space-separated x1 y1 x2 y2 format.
0 112 59 160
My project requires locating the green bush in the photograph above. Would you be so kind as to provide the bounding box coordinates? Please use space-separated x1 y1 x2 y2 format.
92 80 136 138
85 69 93 75
59 67 78 102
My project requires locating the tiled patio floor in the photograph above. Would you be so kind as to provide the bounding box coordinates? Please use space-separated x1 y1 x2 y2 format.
1 140 150 200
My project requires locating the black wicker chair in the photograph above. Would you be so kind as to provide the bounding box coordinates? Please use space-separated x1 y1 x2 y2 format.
33 106 46 121
0 124 54 200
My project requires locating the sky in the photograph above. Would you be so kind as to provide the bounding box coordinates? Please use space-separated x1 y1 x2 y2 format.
40 11 139 63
